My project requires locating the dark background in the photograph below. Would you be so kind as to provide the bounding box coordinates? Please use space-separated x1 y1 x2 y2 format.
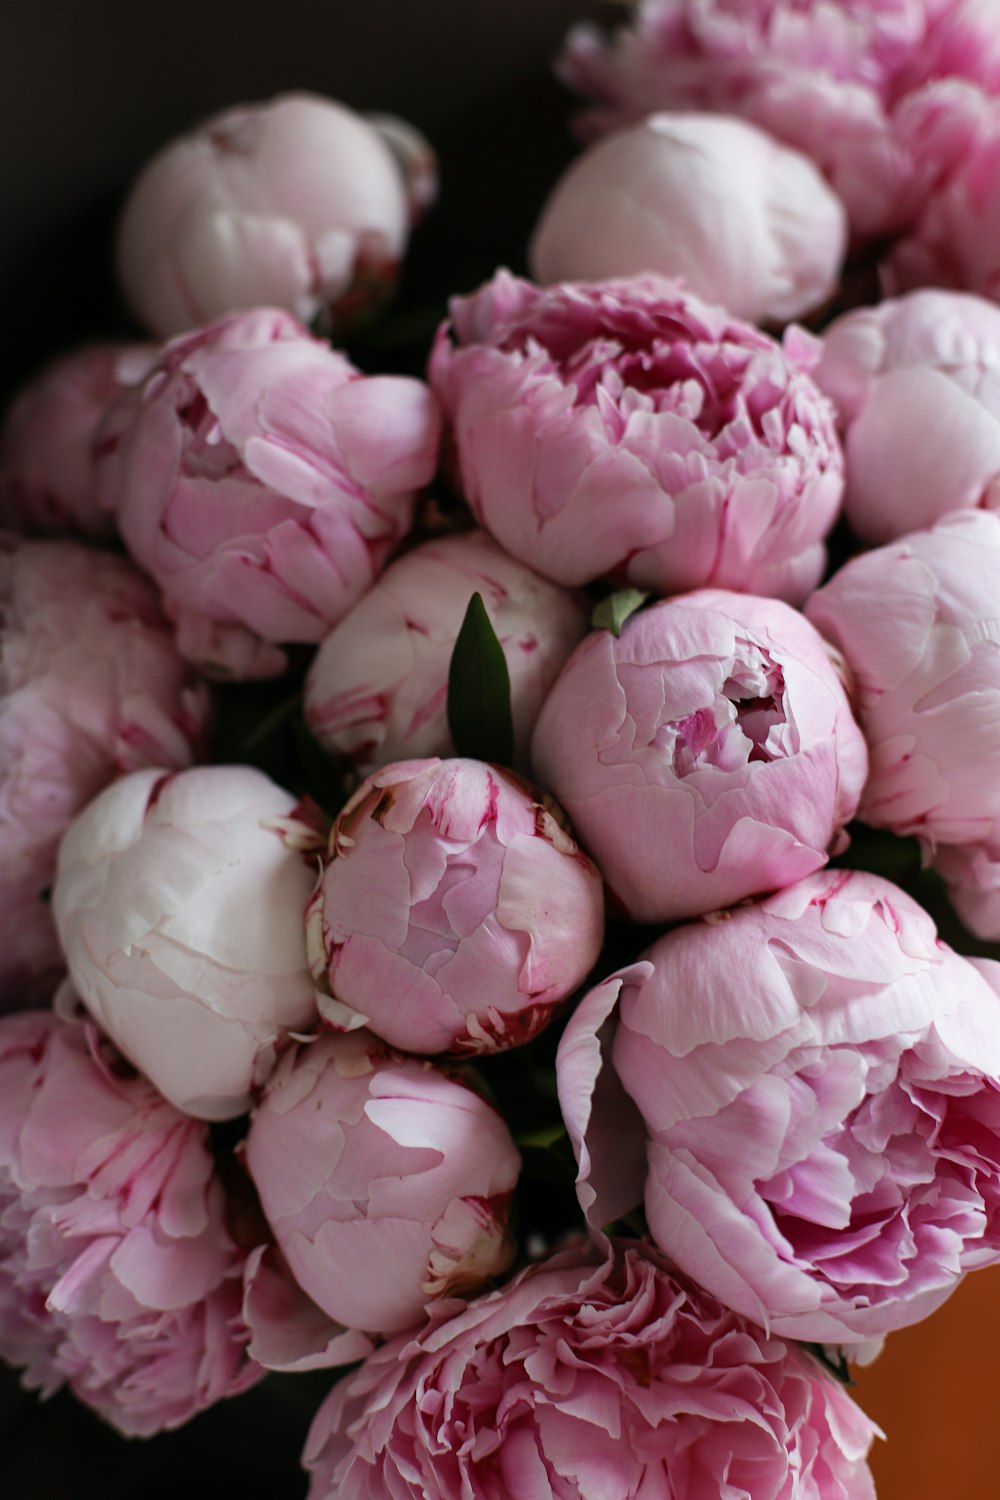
0 2 610 1494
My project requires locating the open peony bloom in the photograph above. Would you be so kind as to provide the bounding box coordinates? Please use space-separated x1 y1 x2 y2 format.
429 272 843 604
52 764 319 1120
309 758 605 1056
304 530 588 776
529 112 847 326
0 343 156 539
0 1009 261 1435
532 591 868 924
0 537 209 1011
244 1029 521 1337
116 91 430 337
806 509 1000 855
558 869 1000 1343
886 96 1000 303
815 289 1000 542
558 0 1000 243
303 1237 878 1500
99 306 441 679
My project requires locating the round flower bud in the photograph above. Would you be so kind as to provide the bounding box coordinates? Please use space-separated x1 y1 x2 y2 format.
52 764 319 1120
429 271 843 603
244 1030 521 1336
806 509 1000 852
532 590 867 924
558 869 1000 1343
304 530 587 776
0 537 209 1010
0 1008 261 1435
815 289 1000 542
304 1238 878 1500
98 307 440 679
530 112 847 325
116 92 426 337
309 758 605 1056
0 343 156 539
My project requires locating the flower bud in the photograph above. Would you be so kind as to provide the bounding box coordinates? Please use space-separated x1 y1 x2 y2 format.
304 530 587 775
52 765 319 1119
116 92 426 337
310 758 604 1055
245 1030 521 1335
532 590 867 923
530 112 847 325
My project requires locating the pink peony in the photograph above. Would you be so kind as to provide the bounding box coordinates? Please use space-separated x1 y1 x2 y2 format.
532 590 868 924
309 758 605 1056
558 0 1000 242
529 112 847 325
304 1237 878 1500
558 869 1000 1342
886 100 1000 302
304 530 588 776
0 537 208 1010
244 1029 521 1337
806 510 1000 853
0 1008 261 1435
99 307 441 679
0 343 156 539
815 288 1000 541
430 272 842 603
52 764 319 1121
116 92 428 338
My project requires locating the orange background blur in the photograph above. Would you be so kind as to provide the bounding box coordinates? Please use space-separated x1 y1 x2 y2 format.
853 1268 1000 1498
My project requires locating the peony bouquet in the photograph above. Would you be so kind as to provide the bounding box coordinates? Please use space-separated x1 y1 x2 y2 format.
6 3 1000 1496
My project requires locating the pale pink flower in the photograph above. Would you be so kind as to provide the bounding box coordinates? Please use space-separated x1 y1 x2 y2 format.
308 758 604 1056
244 1029 521 1337
0 344 155 539
304 1237 878 1500
815 288 1000 542
52 765 319 1121
429 271 843 602
0 537 208 1010
0 1008 261 1435
98 307 440 678
558 869 1000 1342
304 530 587 776
532 590 867 923
530 113 847 325
806 510 1000 851
558 0 1000 241
116 92 428 337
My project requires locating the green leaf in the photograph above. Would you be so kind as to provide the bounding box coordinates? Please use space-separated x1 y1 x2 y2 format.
515 1123 569 1150
447 592 514 765
591 588 649 637
801 1342 856 1388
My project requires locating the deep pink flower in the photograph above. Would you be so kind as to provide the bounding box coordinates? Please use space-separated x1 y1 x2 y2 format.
532 590 867 923
0 537 209 1010
244 1029 521 1337
303 1237 878 1499
116 92 429 337
0 1008 261 1435
430 271 843 603
99 307 440 678
304 530 587 776
558 869 1000 1343
0 344 155 539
